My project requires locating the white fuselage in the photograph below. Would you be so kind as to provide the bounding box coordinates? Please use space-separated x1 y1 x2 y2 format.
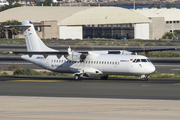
21 54 155 77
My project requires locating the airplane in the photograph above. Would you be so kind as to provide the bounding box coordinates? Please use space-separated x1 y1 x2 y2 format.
4 20 176 81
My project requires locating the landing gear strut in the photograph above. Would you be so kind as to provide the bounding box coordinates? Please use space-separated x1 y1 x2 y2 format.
140 75 149 81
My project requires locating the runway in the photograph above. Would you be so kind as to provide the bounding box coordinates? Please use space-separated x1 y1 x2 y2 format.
1 45 180 120
0 76 180 100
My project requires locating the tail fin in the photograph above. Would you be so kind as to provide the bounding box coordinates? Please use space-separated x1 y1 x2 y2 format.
22 20 57 52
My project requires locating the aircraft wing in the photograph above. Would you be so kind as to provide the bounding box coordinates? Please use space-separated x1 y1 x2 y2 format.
106 47 177 54
6 47 176 55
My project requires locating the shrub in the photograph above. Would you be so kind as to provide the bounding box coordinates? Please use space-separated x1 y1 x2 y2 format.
8 65 22 71
1 72 9 76
13 69 39 76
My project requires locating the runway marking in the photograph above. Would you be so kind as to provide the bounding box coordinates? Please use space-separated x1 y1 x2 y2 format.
172 83 180 85
143 84 159 87
143 83 180 86
9 80 67 82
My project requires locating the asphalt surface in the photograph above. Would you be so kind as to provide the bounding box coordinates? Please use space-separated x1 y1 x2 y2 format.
0 76 180 100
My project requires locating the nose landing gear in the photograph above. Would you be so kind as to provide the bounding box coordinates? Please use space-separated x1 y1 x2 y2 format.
139 75 149 81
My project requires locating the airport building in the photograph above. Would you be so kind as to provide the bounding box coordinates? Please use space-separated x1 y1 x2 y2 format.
0 6 180 40
0 0 9 6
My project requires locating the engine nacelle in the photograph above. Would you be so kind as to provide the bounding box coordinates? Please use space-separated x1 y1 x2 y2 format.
121 50 133 55
66 52 86 62
71 67 103 77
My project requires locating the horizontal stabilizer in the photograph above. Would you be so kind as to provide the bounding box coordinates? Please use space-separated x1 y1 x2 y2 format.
6 51 68 55
3 25 51 28
3 25 31 28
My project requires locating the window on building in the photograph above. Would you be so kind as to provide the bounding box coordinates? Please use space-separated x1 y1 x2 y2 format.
170 21 172 23
170 30 172 32
177 21 179 23
166 21 169 24
173 21 176 23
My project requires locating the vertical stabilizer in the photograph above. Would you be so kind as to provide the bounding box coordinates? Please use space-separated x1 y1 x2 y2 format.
22 20 57 52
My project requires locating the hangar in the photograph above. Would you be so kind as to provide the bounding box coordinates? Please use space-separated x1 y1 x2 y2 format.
0 6 151 39
135 8 180 40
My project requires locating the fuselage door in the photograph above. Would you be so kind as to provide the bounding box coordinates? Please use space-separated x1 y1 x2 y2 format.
46 58 49 69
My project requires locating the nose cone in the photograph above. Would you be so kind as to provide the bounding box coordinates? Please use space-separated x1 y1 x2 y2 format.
149 65 156 74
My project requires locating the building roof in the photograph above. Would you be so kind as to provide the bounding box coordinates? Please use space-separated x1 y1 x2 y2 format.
135 8 180 21
0 6 151 25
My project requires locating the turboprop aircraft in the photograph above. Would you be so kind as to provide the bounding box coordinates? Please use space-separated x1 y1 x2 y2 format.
4 20 176 81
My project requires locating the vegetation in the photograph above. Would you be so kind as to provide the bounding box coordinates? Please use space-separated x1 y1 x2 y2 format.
174 30 180 37
1 67 180 79
149 4 160 9
12 68 72 76
0 2 21 12
1 66 180 79
0 20 22 39
0 38 180 46
162 32 173 39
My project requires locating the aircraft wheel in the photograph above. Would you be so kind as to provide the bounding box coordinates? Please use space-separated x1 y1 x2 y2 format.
100 75 108 80
74 74 82 80
142 78 148 81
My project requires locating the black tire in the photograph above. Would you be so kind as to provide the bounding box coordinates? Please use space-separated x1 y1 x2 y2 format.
74 74 82 80
100 75 108 80
142 78 148 81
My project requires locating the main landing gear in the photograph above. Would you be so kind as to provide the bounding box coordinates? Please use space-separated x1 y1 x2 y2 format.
74 74 83 80
100 75 108 80
140 75 149 81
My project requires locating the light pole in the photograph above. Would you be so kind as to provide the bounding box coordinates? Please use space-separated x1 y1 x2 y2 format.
134 0 135 10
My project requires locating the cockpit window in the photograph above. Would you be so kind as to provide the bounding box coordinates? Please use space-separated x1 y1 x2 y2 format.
133 59 136 62
141 59 147 62
136 59 140 63
147 59 151 62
